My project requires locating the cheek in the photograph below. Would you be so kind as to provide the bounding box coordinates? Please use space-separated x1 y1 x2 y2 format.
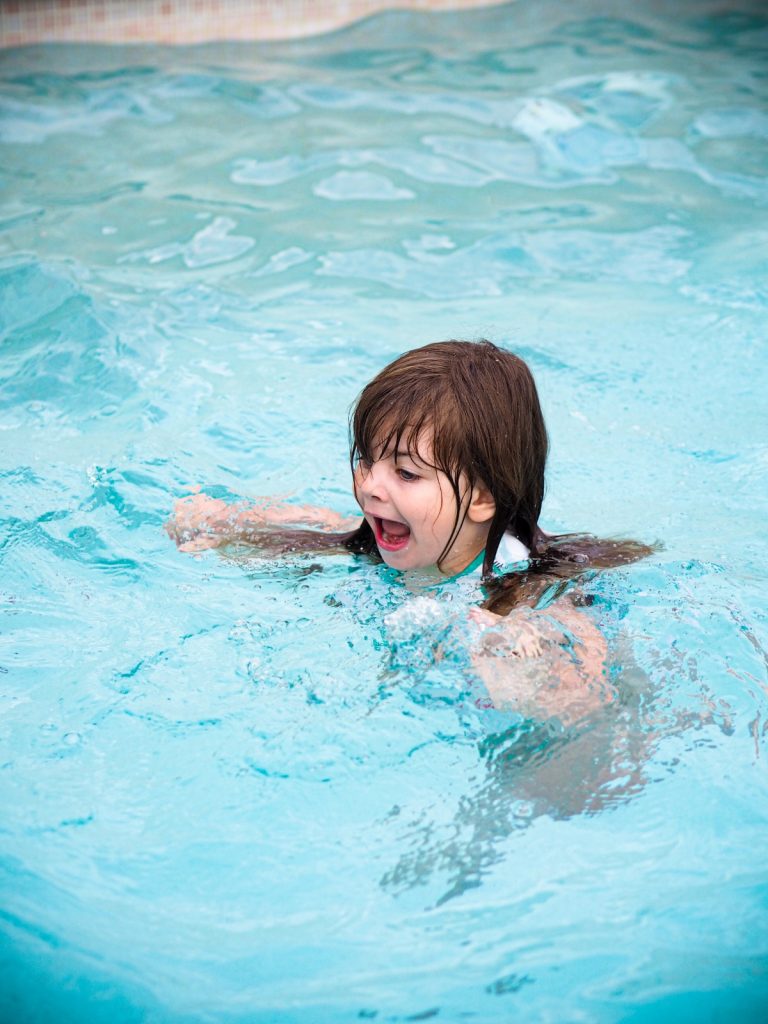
421 487 455 533
431 484 466 535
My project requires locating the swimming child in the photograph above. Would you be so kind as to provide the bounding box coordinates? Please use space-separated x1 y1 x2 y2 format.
168 339 652 723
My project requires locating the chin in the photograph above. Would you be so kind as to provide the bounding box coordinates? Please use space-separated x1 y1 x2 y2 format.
379 550 407 567
378 547 416 570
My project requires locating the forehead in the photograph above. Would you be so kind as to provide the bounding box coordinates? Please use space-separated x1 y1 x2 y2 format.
375 422 435 463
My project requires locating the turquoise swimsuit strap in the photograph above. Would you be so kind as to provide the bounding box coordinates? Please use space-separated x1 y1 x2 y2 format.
451 548 486 579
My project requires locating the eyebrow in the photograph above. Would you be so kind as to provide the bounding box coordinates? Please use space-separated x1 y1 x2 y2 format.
394 448 430 467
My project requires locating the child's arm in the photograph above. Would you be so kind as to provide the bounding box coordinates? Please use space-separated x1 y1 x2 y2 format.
166 490 360 552
469 596 612 726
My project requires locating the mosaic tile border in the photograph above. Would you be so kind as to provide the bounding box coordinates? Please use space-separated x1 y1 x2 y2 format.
1 0 507 47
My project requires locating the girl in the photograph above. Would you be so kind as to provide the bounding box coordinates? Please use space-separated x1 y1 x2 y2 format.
169 340 652 722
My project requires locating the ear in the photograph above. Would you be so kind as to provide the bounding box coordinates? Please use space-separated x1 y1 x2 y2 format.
467 483 496 524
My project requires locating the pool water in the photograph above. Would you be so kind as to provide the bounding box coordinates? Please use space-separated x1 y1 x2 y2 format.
2 1 768 1020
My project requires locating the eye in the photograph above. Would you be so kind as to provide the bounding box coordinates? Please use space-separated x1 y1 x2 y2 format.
397 467 419 482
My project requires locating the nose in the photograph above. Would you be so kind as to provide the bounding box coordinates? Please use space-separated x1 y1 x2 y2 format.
355 460 389 505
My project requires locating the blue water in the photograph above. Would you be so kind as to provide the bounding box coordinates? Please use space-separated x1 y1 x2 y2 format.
1 1 768 1020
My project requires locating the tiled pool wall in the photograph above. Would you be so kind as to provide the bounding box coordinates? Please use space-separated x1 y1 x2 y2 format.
0 0 507 46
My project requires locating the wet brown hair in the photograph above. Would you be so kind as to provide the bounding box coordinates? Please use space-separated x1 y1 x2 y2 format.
234 339 654 609
342 339 655 599
346 339 548 575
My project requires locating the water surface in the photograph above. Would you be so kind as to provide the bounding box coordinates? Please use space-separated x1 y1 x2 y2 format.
1 1 767 1020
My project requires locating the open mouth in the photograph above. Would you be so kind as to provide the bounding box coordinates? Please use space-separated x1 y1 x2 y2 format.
373 516 411 552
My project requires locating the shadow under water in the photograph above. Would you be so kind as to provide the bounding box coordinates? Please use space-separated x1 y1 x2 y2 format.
379 633 737 908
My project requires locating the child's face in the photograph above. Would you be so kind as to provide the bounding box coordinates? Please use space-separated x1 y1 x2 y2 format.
353 430 494 576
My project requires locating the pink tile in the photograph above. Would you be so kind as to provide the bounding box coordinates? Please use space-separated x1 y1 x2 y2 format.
0 0 507 47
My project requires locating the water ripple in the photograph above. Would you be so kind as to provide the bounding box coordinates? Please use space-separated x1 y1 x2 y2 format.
318 225 690 297
313 171 414 201
121 216 254 269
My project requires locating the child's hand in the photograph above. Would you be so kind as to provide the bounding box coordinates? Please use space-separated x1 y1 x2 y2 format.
166 491 245 553
468 606 546 658
166 490 360 554
469 600 612 725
